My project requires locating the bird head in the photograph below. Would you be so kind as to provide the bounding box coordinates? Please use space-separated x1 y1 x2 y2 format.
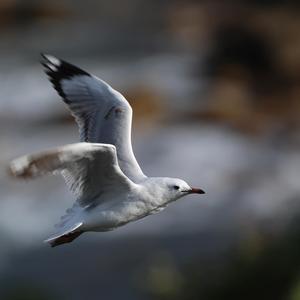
157 177 205 202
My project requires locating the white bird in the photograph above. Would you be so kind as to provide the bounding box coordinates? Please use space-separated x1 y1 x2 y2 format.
9 54 205 247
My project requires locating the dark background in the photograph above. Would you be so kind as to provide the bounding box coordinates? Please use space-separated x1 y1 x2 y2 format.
0 0 300 299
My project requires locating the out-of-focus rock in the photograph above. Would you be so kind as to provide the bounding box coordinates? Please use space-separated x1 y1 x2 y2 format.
190 3 300 135
124 86 166 128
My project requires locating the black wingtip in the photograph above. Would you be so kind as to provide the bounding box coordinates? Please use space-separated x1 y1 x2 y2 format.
41 54 90 79
40 53 91 100
40 53 49 68
40 52 47 60
40 61 52 71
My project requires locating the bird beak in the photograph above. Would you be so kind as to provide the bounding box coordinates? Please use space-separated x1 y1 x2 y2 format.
189 188 205 194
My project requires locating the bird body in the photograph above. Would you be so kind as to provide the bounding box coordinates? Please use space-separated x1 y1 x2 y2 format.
9 54 205 247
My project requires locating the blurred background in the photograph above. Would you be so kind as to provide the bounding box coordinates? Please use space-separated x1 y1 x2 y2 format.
0 0 300 299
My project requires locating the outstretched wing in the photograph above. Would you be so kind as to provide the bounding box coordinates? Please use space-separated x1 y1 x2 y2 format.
41 54 145 183
9 142 134 207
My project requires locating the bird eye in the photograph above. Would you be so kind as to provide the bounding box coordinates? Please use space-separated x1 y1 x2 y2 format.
173 185 180 190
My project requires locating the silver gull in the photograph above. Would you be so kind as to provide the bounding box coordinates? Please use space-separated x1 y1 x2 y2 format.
9 54 205 247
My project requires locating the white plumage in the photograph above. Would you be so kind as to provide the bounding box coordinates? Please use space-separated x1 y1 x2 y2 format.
9 54 205 247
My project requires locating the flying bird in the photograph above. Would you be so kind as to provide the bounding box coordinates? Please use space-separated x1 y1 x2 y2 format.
9 54 205 247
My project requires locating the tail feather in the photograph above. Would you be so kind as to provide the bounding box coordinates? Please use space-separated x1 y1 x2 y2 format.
44 222 83 247
45 230 83 247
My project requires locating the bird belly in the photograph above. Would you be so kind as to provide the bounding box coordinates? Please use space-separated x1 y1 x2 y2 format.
83 199 161 232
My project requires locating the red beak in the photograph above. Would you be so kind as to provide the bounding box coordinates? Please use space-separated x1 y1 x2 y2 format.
189 188 205 194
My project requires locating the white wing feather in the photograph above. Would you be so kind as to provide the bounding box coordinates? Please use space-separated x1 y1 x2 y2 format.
41 54 146 183
9 142 134 207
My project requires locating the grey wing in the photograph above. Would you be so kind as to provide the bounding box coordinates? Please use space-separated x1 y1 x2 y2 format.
41 54 146 183
9 142 133 207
